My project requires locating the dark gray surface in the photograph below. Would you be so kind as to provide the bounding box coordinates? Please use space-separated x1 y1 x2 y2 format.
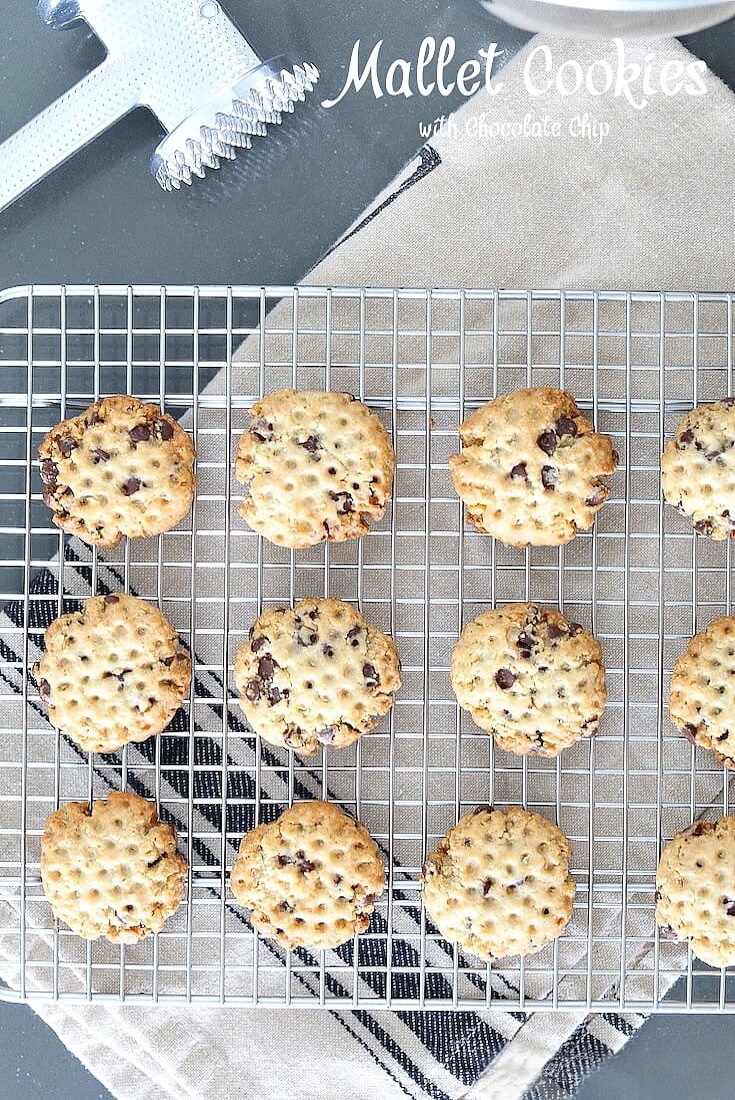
1 0 735 1097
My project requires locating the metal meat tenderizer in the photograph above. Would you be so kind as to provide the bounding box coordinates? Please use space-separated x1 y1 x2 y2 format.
0 0 319 211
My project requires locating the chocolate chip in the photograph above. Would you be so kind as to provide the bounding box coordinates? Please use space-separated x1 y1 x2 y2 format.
92 448 110 464
547 622 566 640
541 465 557 491
121 476 141 496
722 397 735 406
245 680 260 702
682 723 698 744
38 678 50 700
297 858 316 874
716 731 729 742
363 663 379 687
555 417 577 438
296 625 318 647
677 429 695 447
694 519 713 537
251 635 267 653
317 726 337 744
299 435 319 453
568 623 584 636
280 900 294 913
250 419 273 443
659 924 678 940
276 854 293 867
58 437 77 458
705 449 723 462
330 491 354 515
268 686 282 705
85 409 102 427
473 804 494 815
104 594 120 605
495 668 515 689
40 459 58 485
129 424 150 443
537 430 557 456
517 631 535 655
510 462 528 480
156 419 174 441
585 485 609 508
482 877 494 895
725 899 735 917
323 644 334 658
258 655 276 680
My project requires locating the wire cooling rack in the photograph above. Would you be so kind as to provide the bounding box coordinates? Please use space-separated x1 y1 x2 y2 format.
0 284 733 1012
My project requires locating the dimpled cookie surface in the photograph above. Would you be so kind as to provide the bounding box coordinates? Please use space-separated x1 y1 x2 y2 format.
40 791 187 943
230 800 385 949
662 398 735 539
451 602 606 757
38 395 195 547
655 817 735 967
448 388 617 547
33 593 192 754
669 615 735 769
421 806 576 959
234 597 401 755
235 390 394 548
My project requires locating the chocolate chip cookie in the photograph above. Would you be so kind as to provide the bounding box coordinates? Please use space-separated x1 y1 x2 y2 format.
662 398 735 539
421 806 576 959
234 597 401 755
33 593 191 755
230 800 385 949
451 602 606 757
448 388 617 547
669 616 735 769
38 395 195 547
655 817 735 967
235 390 394 548
40 791 187 942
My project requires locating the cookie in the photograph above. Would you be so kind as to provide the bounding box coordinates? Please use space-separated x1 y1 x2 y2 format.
235 390 394 548
40 791 187 943
669 616 735 769
655 817 735 967
230 800 385 949
38 395 195 547
662 398 735 539
33 594 192 755
451 602 606 757
448 388 617 547
234 597 401 755
421 806 576 959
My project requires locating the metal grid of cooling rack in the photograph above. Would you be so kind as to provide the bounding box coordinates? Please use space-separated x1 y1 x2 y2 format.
0 284 733 1012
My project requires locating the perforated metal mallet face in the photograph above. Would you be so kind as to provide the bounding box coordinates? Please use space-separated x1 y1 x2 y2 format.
0 0 319 211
